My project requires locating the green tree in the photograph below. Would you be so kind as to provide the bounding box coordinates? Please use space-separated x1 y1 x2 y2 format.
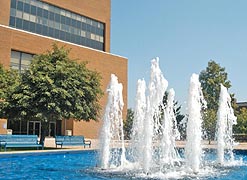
0 64 20 116
234 107 247 134
1 44 103 143
199 60 234 143
161 91 185 139
0 64 20 99
123 108 134 140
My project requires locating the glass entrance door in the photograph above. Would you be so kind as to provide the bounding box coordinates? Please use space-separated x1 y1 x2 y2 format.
49 122 56 137
27 121 41 136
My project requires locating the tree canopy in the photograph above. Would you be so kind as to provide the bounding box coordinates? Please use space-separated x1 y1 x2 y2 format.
1 44 103 142
0 64 20 100
0 64 20 117
199 60 234 142
123 108 134 140
234 107 247 134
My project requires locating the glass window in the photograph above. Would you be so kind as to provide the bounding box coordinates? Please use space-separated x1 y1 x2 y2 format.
65 17 71 26
81 23 86 30
22 53 32 65
86 32 90 39
71 13 77 20
23 12 29 21
23 20 30 31
55 13 60 22
61 24 66 31
60 31 66 40
37 7 42 17
76 15 81 21
91 33 95 40
11 51 20 64
54 6 60 14
11 0 17 9
71 34 76 43
65 11 71 18
81 17 86 23
36 16 42 24
71 19 77 28
9 0 105 51
29 14 36 23
16 18 23 29
42 25 48 35
65 32 70 41
9 17 16 27
81 30 86 37
10 8 16 17
30 5 36 15
42 3 49 10
99 36 104 43
61 15 65 24
48 27 54 37
36 24 42 34
48 20 54 27
16 10 23 18
43 10 48 19
17 1 23 11
60 9 66 16
76 21 81 29
42 18 48 26
29 22 35 32
24 3 30 13
54 21 60 29
54 29 59 38
10 50 33 72
49 12 55 21
75 35 81 44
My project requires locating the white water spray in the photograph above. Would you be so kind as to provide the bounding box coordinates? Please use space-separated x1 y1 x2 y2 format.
216 84 237 165
142 58 168 173
160 88 181 166
130 79 146 166
99 74 126 169
97 60 240 179
185 73 206 173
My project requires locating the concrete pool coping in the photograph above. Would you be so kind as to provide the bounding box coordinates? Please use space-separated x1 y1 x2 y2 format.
1 138 247 156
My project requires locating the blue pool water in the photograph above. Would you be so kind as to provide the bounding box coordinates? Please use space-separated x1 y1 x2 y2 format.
0 150 247 180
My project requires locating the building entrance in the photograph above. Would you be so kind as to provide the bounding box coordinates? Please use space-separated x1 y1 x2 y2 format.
27 121 41 136
49 121 56 137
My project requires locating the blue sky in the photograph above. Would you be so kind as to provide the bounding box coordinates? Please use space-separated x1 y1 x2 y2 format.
110 0 247 110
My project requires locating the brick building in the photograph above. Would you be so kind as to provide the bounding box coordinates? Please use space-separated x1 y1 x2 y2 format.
0 0 128 138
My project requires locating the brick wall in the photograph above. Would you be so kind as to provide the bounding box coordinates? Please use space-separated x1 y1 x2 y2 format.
0 26 128 139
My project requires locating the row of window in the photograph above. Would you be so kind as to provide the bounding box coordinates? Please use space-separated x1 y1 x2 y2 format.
11 0 104 29
10 17 104 50
11 50 33 73
10 0 105 51
10 8 104 38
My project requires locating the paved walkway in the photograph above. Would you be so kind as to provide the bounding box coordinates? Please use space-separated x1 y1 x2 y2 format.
1 138 247 155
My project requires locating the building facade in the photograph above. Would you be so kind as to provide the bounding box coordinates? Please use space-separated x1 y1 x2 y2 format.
0 0 128 138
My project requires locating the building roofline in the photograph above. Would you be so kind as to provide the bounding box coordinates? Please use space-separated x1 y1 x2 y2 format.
0 24 127 60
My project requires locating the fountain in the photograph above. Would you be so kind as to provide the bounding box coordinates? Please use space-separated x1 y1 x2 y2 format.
98 74 126 169
185 73 206 173
98 59 243 179
216 84 237 165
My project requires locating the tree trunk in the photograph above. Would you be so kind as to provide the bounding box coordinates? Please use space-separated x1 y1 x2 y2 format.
40 121 49 146
208 139 211 145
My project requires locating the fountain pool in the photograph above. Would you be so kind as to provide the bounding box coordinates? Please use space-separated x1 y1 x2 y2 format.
97 58 245 179
0 150 247 179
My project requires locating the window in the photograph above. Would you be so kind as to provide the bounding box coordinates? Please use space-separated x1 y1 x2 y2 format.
10 50 33 73
9 0 105 51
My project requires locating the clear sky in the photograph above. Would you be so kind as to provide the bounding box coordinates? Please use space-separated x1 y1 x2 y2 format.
110 0 247 110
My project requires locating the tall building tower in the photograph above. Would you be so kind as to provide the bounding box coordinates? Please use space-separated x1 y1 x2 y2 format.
0 0 127 138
